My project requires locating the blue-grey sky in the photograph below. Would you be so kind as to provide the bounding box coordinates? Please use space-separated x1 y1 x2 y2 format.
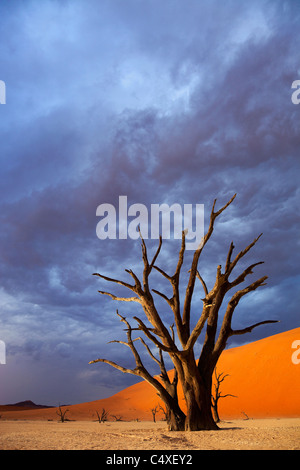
0 0 299 406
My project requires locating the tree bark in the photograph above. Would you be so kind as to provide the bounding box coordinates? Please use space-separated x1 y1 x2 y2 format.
166 405 186 431
212 403 220 423
177 351 219 431
183 377 218 431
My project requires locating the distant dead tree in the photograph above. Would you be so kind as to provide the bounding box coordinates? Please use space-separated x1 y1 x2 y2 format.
111 414 123 421
95 408 109 423
158 404 168 421
56 405 69 423
151 405 159 423
211 369 236 423
90 195 278 431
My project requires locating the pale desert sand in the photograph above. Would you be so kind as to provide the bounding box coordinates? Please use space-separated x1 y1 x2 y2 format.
0 418 299 450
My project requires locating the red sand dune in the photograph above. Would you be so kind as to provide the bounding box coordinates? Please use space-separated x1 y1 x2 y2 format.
1 328 299 421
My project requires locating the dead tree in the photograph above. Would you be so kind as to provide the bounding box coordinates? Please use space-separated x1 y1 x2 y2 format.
211 369 236 423
96 408 109 423
158 404 168 421
111 414 123 421
151 405 159 423
56 405 69 423
90 194 278 431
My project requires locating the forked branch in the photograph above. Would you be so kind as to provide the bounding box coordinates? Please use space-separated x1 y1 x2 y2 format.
182 194 237 340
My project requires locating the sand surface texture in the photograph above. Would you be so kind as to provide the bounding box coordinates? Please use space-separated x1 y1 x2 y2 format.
0 418 299 450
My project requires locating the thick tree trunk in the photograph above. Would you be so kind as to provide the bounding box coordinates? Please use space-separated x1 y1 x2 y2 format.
167 407 186 431
157 384 186 431
179 353 219 431
184 384 218 431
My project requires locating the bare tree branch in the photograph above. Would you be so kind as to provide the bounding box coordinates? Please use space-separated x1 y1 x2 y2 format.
149 234 163 270
228 261 265 289
225 242 235 273
195 270 209 297
197 232 273 371
93 244 175 351
136 336 161 367
186 264 225 352
153 265 172 281
229 320 279 336
214 275 270 356
152 230 186 347
125 269 142 291
97 290 141 303
139 229 162 292
152 288 172 305
89 357 139 376
93 272 134 291
182 194 237 341
225 233 263 278
133 316 176 353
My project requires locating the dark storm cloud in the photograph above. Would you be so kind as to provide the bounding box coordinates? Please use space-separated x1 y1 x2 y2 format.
0 0 299 404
